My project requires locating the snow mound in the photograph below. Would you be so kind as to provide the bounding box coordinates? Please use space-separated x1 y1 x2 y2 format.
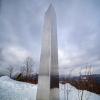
0 76 99 100
0 76 37 100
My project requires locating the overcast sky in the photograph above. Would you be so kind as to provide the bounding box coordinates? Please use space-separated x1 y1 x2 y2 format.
0 0 100 75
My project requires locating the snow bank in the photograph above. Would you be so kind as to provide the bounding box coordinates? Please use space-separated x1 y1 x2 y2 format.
0 76 99 100
60 83 100 100
0 76 37 100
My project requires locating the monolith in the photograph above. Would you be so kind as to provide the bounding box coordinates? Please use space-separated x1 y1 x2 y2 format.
36 4 59 100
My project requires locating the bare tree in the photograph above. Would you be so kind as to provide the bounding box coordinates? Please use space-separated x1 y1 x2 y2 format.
65 69 73 100
7 65 14 78
20 66 26 76
23 56 34 78
77 65 92 100
63 68 73 100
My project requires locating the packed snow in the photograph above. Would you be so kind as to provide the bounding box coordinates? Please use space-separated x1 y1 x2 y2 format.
0 76 37 100
60 84 100 100
0 76 99 100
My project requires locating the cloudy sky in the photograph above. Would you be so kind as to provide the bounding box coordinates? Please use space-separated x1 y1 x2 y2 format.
0 0 100 75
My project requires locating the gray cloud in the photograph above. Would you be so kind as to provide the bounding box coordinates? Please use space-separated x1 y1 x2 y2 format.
0 0 100 74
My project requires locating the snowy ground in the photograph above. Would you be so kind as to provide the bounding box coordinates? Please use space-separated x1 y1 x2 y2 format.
60 84 100 100
0 76 99 100
0 76 37 100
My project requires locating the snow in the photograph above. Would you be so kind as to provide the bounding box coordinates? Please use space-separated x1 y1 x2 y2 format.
0 76 99 100
60 83 100 100
0 76 37 100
